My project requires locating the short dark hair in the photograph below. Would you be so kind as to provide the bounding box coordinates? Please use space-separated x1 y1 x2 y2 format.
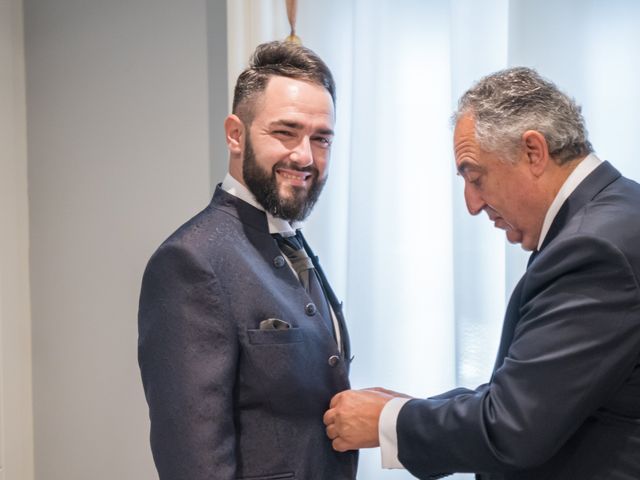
232 41 336 124
454 67 593 164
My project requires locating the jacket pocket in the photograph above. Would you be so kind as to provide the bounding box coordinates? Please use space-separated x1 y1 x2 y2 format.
247 328 303 345
237 473 295 480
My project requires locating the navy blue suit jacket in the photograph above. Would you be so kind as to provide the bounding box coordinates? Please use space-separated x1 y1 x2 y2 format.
138 187 357 480
397 161 640 479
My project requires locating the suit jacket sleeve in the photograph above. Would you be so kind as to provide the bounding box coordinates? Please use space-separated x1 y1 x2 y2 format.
138 243 238 480
396 234 640 477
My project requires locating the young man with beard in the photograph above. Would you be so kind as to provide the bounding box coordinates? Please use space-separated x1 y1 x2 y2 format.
138 41 356 480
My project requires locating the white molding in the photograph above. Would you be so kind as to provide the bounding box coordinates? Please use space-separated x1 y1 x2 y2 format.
225 0 289 111
0 0 34 478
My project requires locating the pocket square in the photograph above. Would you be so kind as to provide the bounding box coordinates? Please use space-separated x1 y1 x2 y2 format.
259 318 291 330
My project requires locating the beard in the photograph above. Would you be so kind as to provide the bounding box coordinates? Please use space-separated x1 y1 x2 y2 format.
242 135 327 222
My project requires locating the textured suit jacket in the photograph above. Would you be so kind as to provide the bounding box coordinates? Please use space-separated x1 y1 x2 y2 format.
397 161 640 479
138 186 357 480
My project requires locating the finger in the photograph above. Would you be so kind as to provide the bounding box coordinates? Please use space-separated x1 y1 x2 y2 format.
329 391 344 408
332 437 351 453
323 408 335 426
325 424 338 440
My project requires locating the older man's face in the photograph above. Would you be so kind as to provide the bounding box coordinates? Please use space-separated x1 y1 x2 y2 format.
454 114 546 251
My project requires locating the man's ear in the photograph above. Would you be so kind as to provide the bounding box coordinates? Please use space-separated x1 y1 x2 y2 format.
522 130 549 177
224 114 244 155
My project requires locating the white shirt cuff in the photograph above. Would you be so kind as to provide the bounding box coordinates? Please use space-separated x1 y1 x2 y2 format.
379 397 410 469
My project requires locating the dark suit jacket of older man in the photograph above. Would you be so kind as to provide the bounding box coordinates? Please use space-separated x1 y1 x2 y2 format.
396 161 640 480
138 186 357 480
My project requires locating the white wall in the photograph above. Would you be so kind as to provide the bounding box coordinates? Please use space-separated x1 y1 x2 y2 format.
207 0 229 187
24 1 221 478
0 0 35 479
508 0 640 183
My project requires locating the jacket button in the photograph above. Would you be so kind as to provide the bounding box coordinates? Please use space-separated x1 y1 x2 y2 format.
273 255 286 268
305 303 317 316
328 355 340 367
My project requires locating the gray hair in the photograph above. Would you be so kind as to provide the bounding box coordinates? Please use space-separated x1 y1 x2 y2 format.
453 67 593 164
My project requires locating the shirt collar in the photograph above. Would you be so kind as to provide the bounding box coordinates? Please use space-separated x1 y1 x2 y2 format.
221 173 302 236
537 153 602 250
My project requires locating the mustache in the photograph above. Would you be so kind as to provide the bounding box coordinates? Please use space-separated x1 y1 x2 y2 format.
272 161 318 175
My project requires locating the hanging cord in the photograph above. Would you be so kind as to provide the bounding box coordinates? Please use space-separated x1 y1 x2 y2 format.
285 0 301 44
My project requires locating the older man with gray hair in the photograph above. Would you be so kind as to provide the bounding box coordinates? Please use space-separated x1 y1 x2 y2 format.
323 67 640 479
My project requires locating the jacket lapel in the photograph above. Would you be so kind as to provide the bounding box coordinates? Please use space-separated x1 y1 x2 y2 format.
299 231 352 365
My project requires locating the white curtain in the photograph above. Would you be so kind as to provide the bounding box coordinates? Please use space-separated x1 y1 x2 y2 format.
225 1 640 478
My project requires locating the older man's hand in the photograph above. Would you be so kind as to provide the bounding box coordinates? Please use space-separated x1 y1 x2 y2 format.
323 387 412 452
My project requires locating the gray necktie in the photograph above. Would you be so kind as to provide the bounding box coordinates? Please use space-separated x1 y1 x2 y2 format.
272 231 334 335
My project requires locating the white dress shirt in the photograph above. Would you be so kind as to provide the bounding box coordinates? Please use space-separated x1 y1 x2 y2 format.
379 153 603 469
536 153 602 250
221 173 301 235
